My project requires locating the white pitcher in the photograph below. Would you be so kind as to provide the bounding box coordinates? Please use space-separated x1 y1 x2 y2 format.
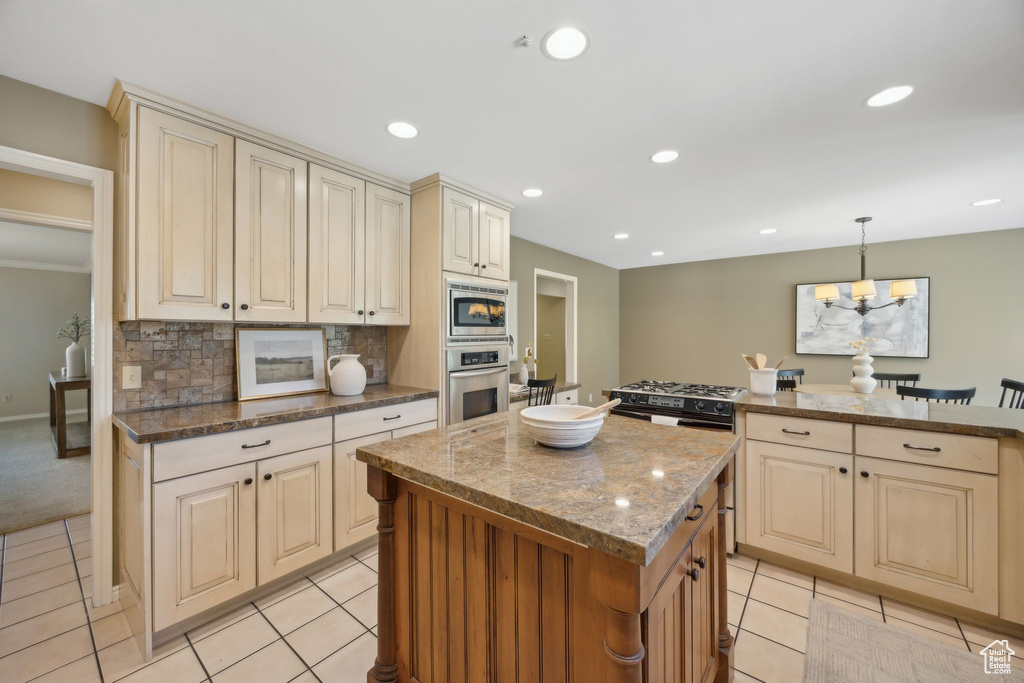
328 354 367 396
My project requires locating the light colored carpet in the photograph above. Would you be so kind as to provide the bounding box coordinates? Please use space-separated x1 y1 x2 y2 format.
0 416 91 534
805 598 1024 682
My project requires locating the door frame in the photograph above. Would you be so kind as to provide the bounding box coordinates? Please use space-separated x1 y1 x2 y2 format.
532 268 578 385
0 145 115 607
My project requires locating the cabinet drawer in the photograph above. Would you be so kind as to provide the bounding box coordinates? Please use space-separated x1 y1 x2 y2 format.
392 421 437 438
154 417 332 482
746 412 852 453
557 389 579 405
854 425 997 474
334 399 437 441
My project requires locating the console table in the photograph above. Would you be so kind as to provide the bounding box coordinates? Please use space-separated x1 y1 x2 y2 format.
49 370 91 458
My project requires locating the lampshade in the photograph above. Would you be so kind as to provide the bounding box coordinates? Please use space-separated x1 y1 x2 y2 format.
889 279 918 300
851 279 877 301
814 284 840 302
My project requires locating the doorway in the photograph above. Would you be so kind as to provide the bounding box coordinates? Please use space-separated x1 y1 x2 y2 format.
533 269 577 385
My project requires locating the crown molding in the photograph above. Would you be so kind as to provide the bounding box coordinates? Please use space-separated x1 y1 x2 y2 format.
0 207 91 232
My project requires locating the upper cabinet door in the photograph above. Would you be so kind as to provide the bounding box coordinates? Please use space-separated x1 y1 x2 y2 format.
235 140 308 323
442 187 478 276
477 202 510 281
366 184 411 325
308 165 366 324
137 108 234 320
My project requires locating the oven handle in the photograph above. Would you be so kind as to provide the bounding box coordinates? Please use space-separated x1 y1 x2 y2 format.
451 366 509 379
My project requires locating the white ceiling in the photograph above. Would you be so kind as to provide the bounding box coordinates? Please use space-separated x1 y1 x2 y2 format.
0 220 91 272
1 0 1021 269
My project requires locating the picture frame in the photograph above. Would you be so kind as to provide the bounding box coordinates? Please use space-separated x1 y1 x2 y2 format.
235 327 328 401
794 276 930 358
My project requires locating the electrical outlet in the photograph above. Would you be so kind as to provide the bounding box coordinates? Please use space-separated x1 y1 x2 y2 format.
588 393 593 403
123 366 142 390
2 394 11 403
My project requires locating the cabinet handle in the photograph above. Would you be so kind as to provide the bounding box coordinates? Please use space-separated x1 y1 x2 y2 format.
903 443 941 453
358 310 364 316
686 567 700 582
685 504 704 521
221 303 230 309
240 303 249 310
383 414 402 421
369 311 375 316
839 467 848 474
473 262 480 267
781 429 810 436
242 440 271 449
481 264 487 269
696 556 707 569
244 477 253 485
264 473 273 481
860 471 869 478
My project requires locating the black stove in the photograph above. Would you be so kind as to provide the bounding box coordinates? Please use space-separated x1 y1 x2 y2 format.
610 380 746 431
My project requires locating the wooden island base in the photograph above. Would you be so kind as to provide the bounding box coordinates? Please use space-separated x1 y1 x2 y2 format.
367 461 733 683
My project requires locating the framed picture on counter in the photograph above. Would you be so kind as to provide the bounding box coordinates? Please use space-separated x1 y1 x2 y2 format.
235 327 328 400
795 277 930 358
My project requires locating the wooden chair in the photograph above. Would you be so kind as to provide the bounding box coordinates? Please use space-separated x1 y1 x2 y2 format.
872 372 921 389
527 375 558 406
776 378 797 392
896 385 976 405
999 378 1024 409
777 369 804 384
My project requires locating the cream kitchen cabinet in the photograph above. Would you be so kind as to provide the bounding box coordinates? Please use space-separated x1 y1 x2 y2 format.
441 185 510 282
365 184 411 324
477 201 511 280
308 165 366 324
234 140 308 323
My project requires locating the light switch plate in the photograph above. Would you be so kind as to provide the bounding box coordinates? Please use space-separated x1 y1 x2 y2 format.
123 366 142 390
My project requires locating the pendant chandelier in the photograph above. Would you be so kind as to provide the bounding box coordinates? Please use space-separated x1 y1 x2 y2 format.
814 217 917 317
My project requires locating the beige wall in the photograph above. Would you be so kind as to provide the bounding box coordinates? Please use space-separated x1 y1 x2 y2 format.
511 236 619 407
536 294 567 383
619 228 1024 407
0 267 92 418
0 168 93 220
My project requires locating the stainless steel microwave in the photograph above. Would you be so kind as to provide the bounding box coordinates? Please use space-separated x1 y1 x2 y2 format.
447 280 508 341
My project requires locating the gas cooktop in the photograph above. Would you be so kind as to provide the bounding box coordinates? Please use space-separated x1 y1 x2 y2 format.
614 380 746 401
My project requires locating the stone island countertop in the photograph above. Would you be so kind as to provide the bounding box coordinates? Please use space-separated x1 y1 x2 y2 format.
112 384 438 443
355 412 739 566
737 390 1024 440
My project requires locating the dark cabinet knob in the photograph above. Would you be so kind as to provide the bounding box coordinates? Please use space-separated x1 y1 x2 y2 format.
244 477 253 485
221 303 230 309
481 264 487 269
358 310 364 315
686 567 700 582
264 473 273 481
473 262 479 267
839 467 848 474
240 304 249 310
369 311 375 316
696 556 707 569
860 471 869 478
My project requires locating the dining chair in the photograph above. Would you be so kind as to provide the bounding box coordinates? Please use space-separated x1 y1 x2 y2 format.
999 378 1024 409
776 378 797 392
872 372 921 388
777 369 805 384
527 375 558 406
896 385 976 405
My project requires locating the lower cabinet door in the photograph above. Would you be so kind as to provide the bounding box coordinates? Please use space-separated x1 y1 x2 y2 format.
257 446 334 584
153 463 257 631
690 510 718 683
854 456 998 614
335 431 392 549
745 440 854 572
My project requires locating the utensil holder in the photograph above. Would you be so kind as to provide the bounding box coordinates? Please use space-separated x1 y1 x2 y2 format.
749 369 778 396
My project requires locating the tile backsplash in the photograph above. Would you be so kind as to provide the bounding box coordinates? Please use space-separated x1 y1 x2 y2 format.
113 321 386 412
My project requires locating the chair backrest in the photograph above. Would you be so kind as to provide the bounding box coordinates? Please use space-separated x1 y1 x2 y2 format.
896 385 976 405
999 378 1024 409
527 375 558 406
872 372 921 389
776 378 797 392
777 369 804 384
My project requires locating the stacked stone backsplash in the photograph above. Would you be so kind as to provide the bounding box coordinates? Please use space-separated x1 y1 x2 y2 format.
113 321 386 412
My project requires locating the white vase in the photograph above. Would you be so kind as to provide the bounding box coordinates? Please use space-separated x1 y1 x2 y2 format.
850 349 877 394
66 341 86 378
328 354 367 396
518 362 530 385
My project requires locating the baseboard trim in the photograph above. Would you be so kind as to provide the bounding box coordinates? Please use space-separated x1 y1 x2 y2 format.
0 408 88 423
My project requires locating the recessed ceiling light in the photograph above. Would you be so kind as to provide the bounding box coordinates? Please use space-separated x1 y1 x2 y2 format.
866 85 914 107
971 198 1002 206
615 498 630 508
386 121 418 139
614 233 629 239
522 188 543 198
541 26 590 61
651 251 664 256
650 150 679 164
759 228 778 235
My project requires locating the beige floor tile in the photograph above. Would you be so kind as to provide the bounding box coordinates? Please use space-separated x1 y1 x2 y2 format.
727 590 746 627
813 594 884 621
1 546 73 581
261 585 335 636
254 579 311 611
312 631 377 683
98 634 190 681
732 671 762 683
881 598 961 637
307 555 359 583
371 626 377 636
30 654 102 683
289 672 318 683
81 576 94 600
66 514 91 530
958 621 1024 652
69 525 91 545
118 647 207 683
749 574 812 618
0 624 94 683
359 552 378 572
286 607 366 666
187 603 257 642
343 587 377 629
318 563 378 604
740 600 808 653
1 563 78 603
213 639 306 683
727 564 755 596
813 578 881 611
72 539 92 560
886 617 970 650
0 601 87 658
733 629 806 683
755 562 813 591
3 522 66 548
0 581 82 627
726 552 759 573
91 610 133 649
2 534 68 564
86 597 125 623
193 612 278 674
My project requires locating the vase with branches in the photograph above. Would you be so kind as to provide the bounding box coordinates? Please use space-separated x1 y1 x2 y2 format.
58 313 90 377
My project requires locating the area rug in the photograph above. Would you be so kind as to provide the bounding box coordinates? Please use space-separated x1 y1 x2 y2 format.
0 416 90 534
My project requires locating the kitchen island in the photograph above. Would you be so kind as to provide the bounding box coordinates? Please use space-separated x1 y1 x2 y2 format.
356 412 739 682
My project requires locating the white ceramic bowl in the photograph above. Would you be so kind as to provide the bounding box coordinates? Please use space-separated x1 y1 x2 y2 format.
520 404 606 449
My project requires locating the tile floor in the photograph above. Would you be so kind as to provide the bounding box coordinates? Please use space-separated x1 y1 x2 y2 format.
726 552 1024 682
0 515 378 682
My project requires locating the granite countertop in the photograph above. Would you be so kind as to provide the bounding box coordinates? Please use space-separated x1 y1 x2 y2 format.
737 391 1024 440
356 412 739 566
113 384 438 443
509 381 581 404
